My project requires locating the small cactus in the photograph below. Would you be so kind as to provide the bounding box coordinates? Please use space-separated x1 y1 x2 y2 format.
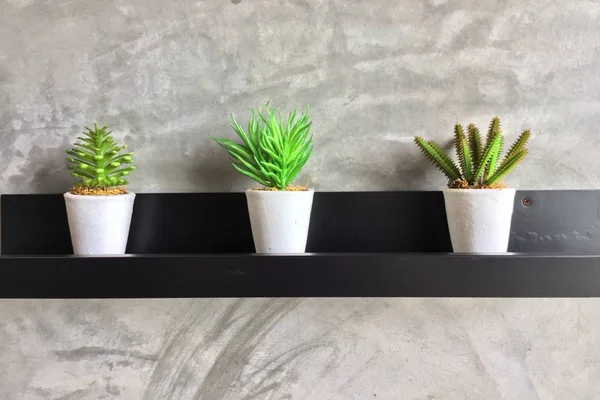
414 117 530 188
66 123 135 190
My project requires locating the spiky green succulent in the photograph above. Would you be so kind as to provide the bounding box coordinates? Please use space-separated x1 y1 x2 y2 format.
212 102 313 190
414 117 530 188
66 123 135 187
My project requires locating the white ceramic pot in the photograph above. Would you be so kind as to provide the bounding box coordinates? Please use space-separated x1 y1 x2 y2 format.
64 192 136 255
443 188 516 253
245 189 314 254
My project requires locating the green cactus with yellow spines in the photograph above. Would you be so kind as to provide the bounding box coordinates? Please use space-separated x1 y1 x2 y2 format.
415 117 530 188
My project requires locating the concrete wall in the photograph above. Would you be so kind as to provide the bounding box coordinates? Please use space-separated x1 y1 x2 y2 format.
1 0 599 398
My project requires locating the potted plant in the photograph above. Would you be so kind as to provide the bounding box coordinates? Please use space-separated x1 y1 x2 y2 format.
212 102 314 254
64 123 136 255
414 117 530 253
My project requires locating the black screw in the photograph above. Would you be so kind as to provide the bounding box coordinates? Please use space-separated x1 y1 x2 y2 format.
521 197 533 207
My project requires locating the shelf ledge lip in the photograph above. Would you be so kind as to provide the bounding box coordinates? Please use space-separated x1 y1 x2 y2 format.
1 251 599 299
1 252 599 259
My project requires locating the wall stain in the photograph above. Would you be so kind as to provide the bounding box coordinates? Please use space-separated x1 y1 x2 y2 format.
140 299 339 400
53 346 158 362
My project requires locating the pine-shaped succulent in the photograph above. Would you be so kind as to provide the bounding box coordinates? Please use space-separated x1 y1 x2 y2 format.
414 117 530 188
212 102 313 190
66 123 135 195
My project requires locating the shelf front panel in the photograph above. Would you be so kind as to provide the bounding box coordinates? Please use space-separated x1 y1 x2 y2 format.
3 190 600 255
0 253 598 298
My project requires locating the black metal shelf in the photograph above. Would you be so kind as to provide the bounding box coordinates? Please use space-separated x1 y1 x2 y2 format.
2 190 600 298
0 253 599 298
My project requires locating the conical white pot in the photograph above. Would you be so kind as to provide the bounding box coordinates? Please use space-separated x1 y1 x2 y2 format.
245 189 314 254
443 188 516 253
64 192 136 255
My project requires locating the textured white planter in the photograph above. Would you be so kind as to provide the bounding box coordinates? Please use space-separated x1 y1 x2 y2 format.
443 188 516 253
64 192 136 255
245 189 314 254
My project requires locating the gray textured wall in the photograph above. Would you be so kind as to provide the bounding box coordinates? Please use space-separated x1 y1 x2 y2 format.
1 0 600 399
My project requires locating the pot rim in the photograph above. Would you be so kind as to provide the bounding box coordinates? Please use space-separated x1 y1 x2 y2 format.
64 191 136 200
443 188 516 193
245 188 314 193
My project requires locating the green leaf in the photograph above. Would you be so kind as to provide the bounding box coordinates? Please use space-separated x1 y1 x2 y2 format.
504 129 530 160
288 137 312 167
230 116 258 156
261 134 282 158
467 123 482 168
261 145 283 164
485 117 500 150
100 140 120 153
286 148 312 185
66 165 94 178
231 162 270 187
67 148 96 160
212 138 254 163
474 133 501 182
106 166 136 177
485 120 503 178
77 136 95 145
259 160 283 173
104 153 134 166
228 151 264 178
67 156 95 168
454 124 473 183
414 137 461 182
487 149 527 186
